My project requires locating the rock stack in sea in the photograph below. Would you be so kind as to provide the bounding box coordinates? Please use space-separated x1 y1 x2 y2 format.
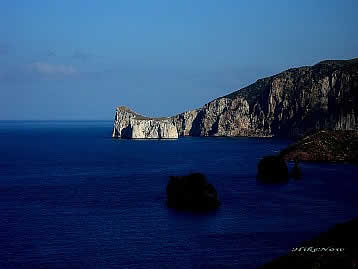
112 106 178 139
166 173 220 211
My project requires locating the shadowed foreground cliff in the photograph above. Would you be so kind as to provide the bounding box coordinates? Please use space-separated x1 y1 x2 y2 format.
280 130 358 163
260 219 358 269
113 58 358 138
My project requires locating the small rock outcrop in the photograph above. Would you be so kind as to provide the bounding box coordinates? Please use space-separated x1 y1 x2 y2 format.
113 58 358 139
112 106 178 139
280 130 358 163
166 173 220 211
257 155 289 183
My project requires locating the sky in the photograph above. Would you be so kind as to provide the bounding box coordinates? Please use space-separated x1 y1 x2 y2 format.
0 0 357 120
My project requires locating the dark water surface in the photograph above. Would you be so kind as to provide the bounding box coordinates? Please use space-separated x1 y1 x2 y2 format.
0 121 357 268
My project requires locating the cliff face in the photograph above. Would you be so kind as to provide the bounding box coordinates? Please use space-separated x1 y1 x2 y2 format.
113 58 358 139
112 107 178 139
172 58 358 137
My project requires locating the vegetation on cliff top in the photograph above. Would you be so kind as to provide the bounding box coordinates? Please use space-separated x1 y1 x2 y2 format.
116 106 170 121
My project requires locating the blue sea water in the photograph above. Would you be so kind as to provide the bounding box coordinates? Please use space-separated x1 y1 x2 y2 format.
0 121 357 268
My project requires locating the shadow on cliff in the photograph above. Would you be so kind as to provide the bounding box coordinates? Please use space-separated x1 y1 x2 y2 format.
189 110 205 136
120 125 132 139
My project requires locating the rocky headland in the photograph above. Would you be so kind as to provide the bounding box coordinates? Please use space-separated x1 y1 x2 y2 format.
280 130 358 163
113 58 358 139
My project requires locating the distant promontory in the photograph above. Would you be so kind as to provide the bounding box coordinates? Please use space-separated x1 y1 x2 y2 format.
113 58 358 139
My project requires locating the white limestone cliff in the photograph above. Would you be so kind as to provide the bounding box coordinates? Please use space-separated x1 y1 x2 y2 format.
112 107 178 139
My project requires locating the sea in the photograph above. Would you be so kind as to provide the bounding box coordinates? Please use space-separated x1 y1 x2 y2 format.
0 121 357 268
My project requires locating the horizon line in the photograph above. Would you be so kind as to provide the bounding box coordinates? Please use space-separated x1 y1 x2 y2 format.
0 119 114 122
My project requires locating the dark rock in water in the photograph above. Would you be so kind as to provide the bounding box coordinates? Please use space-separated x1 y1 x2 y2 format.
259 218 358 269
166 173 220 211
257 155 289 183
281 130 358 163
